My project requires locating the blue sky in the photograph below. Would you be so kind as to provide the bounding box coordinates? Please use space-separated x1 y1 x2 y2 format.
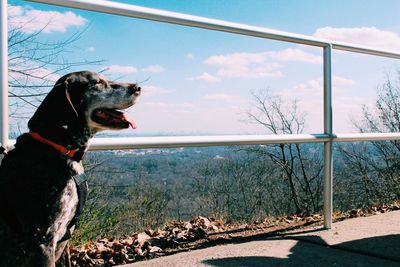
7 0 400 135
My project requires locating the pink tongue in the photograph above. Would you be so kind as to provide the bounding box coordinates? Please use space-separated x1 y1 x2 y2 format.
122 113 137 129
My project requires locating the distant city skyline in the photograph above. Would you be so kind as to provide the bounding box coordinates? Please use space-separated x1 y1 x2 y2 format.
8 0 400 135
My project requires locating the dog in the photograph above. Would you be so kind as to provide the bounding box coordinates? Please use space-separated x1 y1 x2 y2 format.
0 71 141 266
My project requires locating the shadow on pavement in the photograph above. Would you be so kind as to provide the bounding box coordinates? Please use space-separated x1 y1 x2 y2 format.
203 234 400 267
204 256 282 267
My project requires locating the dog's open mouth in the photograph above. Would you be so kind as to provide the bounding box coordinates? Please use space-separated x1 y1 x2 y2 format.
91 108 137 129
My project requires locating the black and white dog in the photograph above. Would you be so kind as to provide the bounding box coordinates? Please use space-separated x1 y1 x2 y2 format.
0 71 140 266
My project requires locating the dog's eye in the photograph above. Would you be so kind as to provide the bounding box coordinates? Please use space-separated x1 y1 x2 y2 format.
96 79 107 88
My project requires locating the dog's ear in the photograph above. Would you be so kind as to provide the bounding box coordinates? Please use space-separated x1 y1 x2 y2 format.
64 75 86 118
28 74 86 143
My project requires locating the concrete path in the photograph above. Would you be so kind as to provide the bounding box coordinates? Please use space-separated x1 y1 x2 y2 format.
124 210 400 266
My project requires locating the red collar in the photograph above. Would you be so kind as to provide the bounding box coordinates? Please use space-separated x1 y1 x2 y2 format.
29 131 78 158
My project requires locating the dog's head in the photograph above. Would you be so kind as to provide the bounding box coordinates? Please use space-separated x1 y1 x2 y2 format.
28 71 141 147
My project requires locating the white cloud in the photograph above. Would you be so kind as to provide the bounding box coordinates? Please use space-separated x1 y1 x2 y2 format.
205 52 267 69
279 75 356 98
86 46 96 52
186 72 220 83
141 65 164 73
10 64 60 85
140 102 196 116
202 93 245 103
8 5 24 17
334 76 356 86
204 53 282 79
314 27 400 52
106 65 138 74
104 64 165 75
218 61 282 79
279 78 322 98
28 67 60 82
186 53 195 59
8 4 87 34
266 48 322 64
203 48 321 80
142 85 173 97
143 102 195 109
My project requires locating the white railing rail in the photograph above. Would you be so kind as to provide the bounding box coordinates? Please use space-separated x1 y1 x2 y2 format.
1 0 399 229
8 133 400 150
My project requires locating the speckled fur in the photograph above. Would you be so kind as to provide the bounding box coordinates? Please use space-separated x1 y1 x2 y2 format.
0 71 140 267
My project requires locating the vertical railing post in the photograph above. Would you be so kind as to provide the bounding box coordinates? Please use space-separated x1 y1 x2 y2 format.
0 0 9 150
323 44 333 229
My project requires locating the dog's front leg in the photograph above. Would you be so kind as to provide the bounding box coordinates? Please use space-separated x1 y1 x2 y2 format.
39 243 56 267
55 240 71 267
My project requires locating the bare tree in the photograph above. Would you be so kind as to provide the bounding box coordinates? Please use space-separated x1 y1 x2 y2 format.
245 90 324 214
339 74 400 205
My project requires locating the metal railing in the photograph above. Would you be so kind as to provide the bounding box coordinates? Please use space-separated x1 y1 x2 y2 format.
2 0 400 229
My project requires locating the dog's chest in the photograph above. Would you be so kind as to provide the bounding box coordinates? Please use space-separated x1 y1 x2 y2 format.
53 178 79 242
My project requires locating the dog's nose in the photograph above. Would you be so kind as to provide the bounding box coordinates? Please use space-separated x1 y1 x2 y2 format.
129 84 141 95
